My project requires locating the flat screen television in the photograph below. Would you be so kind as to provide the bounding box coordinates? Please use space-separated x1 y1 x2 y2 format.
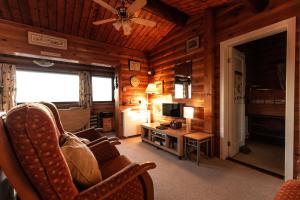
162 103 184 118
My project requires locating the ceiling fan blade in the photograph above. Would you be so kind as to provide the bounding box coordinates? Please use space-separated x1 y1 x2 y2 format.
131 18 156 27
93 18 117 25
93 0 118 14
127 0 147 15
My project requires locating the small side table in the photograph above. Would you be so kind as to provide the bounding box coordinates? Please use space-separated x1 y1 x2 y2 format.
184 132 214 165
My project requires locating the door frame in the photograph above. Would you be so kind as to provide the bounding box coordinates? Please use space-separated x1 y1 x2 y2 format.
220 17 296 180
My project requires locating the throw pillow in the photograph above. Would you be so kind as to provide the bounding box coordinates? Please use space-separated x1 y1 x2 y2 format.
60 134 102 189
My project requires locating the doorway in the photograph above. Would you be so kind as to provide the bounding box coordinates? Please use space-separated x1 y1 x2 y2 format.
230 33 286 177
220 17 296 180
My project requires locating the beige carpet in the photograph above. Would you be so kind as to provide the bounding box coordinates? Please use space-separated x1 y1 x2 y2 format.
233 141 284 176
117 137 283 200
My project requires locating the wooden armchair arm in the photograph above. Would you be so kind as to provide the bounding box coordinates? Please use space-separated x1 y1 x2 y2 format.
89 140 120 163
74 128 102 141
75 162 156 200
86 136 121 147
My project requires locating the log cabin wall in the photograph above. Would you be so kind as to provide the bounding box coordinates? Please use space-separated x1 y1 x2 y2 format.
214 0 300 176
0 19 148 137
148 14 209 132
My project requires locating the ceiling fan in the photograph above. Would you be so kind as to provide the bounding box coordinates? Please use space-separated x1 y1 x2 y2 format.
93 0 157 36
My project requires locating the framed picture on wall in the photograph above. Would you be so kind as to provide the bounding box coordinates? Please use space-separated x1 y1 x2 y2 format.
128 60 141 71
186 36 199 52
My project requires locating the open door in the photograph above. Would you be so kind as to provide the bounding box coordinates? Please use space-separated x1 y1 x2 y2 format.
228 47 246 157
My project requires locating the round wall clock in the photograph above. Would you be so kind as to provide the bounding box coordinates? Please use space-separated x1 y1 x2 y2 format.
130 76 140 87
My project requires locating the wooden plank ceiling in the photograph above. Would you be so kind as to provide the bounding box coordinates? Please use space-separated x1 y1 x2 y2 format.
0 0 230 52
161 0 231 15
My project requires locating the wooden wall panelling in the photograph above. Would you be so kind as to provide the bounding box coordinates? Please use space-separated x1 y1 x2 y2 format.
0 20 145 65
214 0 300 176
149 14 206 132
203 10 215 134
0 19 148 137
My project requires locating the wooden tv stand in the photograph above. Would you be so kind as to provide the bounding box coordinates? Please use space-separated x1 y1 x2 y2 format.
141 123 187 159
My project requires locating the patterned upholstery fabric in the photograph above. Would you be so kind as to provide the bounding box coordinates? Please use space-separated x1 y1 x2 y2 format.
5 104 78 200
100 155 131 180
75 163 148 200
274 180 300 200
106 178 144 200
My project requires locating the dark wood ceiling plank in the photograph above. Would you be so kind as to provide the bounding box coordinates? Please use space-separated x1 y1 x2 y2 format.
129 12 152 49
242 0 269 13
139 15 164 51
78 0 92 37
121 11 147 47
7 0 23 23
84 1 101 38
64 0 76 34
71 0 84 35
56 0 66 32
95 0 114 41
27 0 40 27
17 0 32 25
90 3 106 40
145 0 188 25
0 0 13 20
47 0 57 30
38 0 49 28
161 0 230 15
99 0 119 42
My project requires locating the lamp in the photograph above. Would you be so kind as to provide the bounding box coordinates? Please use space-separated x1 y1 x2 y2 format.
184 107 194 133
145 83 158 123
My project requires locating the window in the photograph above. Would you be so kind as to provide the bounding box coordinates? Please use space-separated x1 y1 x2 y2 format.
16 70 79 103
92 76 113 102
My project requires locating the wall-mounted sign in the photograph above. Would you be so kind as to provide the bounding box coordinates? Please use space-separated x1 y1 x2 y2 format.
28 31 68 50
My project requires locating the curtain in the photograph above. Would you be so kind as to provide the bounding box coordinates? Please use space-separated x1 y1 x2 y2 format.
0 64 16 112
79 71 92 108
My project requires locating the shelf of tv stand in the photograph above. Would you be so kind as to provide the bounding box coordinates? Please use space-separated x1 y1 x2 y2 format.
141 123 186 158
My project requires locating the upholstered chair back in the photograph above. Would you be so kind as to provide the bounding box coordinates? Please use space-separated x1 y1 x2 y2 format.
40 102 65 137
5 103 78 200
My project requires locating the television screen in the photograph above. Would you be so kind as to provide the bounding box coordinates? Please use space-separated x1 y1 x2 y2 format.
162 103 184 118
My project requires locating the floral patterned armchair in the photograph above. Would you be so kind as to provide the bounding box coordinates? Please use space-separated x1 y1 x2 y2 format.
0 103 156 200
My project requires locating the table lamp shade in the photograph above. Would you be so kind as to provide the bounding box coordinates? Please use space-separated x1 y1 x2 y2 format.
184 107 194 119
145 83 158 94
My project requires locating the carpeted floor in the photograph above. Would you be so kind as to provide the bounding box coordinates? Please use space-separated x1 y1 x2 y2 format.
232 140 284 176
117 137 283 200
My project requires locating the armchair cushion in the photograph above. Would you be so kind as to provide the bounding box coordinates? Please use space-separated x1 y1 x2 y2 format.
60 134 102 189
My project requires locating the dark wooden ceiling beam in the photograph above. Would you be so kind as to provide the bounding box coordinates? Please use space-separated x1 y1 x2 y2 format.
242 0 269 13
144 0 188 26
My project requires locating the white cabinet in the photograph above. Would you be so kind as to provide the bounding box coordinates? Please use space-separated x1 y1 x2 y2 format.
122 109 149 137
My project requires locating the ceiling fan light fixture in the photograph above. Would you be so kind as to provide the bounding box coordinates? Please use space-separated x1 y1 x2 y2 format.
122 20 132 36
113 21 122 31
